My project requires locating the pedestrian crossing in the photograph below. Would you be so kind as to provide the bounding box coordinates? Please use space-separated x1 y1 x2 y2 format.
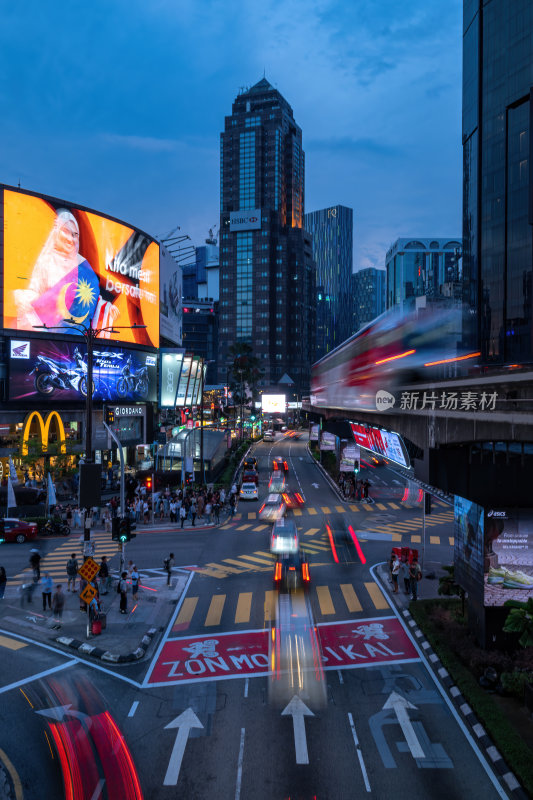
171 580 391 633
234 499 451 520
9 533 119 587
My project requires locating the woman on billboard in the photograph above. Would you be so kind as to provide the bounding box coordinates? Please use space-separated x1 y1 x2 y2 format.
13 209 119 337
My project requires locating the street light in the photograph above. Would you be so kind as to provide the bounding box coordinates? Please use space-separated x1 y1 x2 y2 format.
34 319 146 555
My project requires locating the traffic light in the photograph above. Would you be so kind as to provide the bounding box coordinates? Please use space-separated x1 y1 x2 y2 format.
111 517 136 542
354 460 360 474
424 493 432 515
105 407 115 425
146 476 152 491
111 517 120 541
250 414 256 421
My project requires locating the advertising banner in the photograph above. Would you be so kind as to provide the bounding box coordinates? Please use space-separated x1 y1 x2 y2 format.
340 443 360 471
9 339 157 403
350 422 408 467
310 424 319 441
320 431 336 451
262 394 286 413
454 495 484 601
176 356 192 407
3 188 159 346
483 509 533 607
159 247 182 345
159 349 185 407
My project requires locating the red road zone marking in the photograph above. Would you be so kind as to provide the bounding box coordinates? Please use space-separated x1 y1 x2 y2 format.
147 616 419 686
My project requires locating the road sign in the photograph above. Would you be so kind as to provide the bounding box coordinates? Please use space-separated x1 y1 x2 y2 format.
79 583 97 605
78 557 99 583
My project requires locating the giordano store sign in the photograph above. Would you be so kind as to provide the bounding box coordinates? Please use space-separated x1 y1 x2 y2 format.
20 410 67 455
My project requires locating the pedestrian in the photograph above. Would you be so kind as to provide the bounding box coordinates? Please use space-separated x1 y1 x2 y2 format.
400 558 410 594
66 504 72 528
29 548 41 582
409 557 422 601
51 584 65 628
118 571 128 614
220 488 226 506
131 565 141 600
191 498 197 527
391 554 400 594
205 501 212 524
98 556 110 595
42 572 53 611
180 505 187 528
229 493 236 516
213 500 220 525
169 500 177 523
164 553 174 587
363 479 370 501
143 500 149 524
66 553 79 592
0 565 6 599
388 550 396 583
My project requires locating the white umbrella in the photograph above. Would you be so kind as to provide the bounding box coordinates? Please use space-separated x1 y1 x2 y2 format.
47 472 57 508
7 477 16 514
8 457 19 485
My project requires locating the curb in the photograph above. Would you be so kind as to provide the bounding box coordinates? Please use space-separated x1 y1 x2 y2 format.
399 603 528 799
54 626 159 663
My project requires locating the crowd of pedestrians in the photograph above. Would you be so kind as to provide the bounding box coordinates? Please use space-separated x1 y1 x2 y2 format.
338 474 371 502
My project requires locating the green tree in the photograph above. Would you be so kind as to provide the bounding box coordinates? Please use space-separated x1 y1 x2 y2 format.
503 597 533 648
227 341 264 416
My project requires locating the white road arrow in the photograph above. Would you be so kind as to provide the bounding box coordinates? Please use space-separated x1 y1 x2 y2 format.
311 483 319 489
36 704 90 723
383 691 425 759
281 695 314 764
163 708 204 786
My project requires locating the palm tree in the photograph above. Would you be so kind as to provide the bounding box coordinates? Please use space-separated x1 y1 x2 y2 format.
227 342 264 436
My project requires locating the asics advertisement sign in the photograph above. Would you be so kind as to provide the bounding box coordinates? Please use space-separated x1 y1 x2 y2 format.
8 339 157 403
483 508 533 607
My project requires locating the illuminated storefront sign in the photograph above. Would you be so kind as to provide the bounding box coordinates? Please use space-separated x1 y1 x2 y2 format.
3 187 160 347
229 208 262 231
262 394 286 413
350 422 408 467
21 410 67 455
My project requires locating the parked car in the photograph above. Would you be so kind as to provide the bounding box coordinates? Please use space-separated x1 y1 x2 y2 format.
239 482 259 501
0 518 39 544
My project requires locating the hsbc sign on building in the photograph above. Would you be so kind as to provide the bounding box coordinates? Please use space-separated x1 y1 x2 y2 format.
229 209 262 231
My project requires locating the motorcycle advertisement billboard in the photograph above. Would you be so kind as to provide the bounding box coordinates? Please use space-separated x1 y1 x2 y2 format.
8 339 157 403
2 187 160 347
159 247 182 346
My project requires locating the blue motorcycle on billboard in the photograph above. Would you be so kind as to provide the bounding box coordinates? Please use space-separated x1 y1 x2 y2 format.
9 340 157 403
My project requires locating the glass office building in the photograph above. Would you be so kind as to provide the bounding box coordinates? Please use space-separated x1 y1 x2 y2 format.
463 0 533 363
352 268 385 331
219 79 316 392
304 205 353 359
386 238 461 312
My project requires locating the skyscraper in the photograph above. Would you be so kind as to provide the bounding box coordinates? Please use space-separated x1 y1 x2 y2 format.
304 205 353 359
352 268 385 332
463 0 533 364
218 79 316 392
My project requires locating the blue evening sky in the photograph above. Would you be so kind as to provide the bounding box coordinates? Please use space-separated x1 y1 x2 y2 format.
0 0 462 272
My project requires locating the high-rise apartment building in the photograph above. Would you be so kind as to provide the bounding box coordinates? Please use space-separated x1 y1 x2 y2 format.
304 205 353 359
218 78 316 392
463 0 533 363
352 268 385 331
385 237 461 312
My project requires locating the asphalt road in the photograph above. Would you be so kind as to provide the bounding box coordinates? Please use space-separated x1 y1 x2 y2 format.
0 434 511 799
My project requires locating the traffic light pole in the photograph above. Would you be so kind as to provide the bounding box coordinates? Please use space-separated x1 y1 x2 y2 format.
103 419 125 574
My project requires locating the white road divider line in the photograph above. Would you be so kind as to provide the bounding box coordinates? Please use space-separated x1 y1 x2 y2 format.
348 712 371 792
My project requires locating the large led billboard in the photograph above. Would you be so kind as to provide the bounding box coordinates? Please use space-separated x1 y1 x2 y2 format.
8 338 157 403
3 187 159 347
483 508 533 607
262 394 286 414
454 495 484 602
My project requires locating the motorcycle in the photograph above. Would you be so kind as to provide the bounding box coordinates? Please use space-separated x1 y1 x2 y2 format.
42 519 70 537
117 365 149 398
31 355 95 397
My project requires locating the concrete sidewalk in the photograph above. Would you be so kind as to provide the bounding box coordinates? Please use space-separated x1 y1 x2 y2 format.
0 568 190 663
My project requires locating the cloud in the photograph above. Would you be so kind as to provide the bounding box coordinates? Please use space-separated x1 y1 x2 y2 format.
307 136 402 158
100 133 181 153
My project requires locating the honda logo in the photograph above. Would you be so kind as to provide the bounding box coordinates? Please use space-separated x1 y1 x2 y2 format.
10 340 30 359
